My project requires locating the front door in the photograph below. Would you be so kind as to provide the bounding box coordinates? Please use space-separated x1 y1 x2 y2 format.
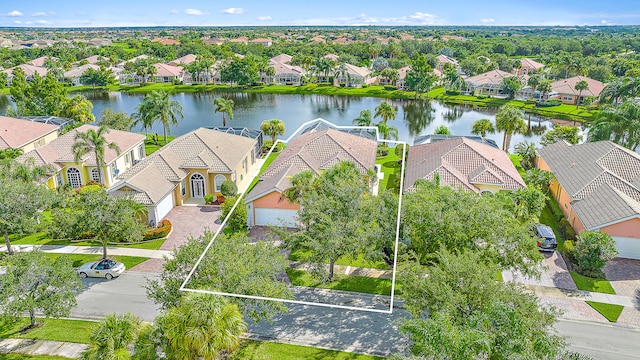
190 173 205 198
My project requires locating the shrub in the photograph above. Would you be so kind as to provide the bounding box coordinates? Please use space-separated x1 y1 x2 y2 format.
361 83 369 88
219 195 247 232
564 240 576 264
394 144 408 158
535 99 563 107
377 147 389 157
143 219 172 240
262 140 284 153
572 231 618 278
383 85 397 91
220 180 238 197
476 94 489 99
77 184 103 194
559 218 577 240
445 90 460 95
204 194 215 204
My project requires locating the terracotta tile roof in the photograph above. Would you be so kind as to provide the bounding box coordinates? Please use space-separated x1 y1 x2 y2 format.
28 56 57 67
0 116 58 149
154 63 183 77
169 54 197 66
344 63 372 78
323 53 340 61
4 64 48 78
110 164 176 205
520 58 545 70
246 128 377 201
63 64 100 78
270 53 293 64
538 140 640 229
466 69 514 86
551 76 605 98
152 37 180 45
404 138 525 192
82 55 107 65
436 54 458 65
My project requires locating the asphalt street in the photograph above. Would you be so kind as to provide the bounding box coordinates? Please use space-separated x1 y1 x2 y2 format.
72 271 640 358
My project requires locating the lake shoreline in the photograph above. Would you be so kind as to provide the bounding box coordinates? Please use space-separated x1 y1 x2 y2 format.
67 84 594 123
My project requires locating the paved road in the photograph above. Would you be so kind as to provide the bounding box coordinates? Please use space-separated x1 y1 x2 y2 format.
70 271 640 358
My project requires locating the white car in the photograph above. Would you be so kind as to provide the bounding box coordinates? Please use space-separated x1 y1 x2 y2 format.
77 259 125 280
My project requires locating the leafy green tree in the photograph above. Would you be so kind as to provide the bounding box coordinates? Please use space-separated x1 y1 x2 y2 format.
0 250 81 327
132 99 156 137
82 313 142 360
374 101 397 124
405 55 438 99
399 250 566 360
574 80 589 108
146 230 292 322
523 168 555 195
59 95 96 124
79 67 116 86
219 195 247 232
513 140 537 170
501 76 521 99
213 97 235 127
72 125 121 185
280 161 391 281
588 100 640 150
471 118 495 138
220 56 260 86
502 186 547 223
0 178 52 254
0 157 54 183
260 119 286 143
434 125 451 135
572 231 618 277
0 148 23 160
220 180 238 198
98 108 135 131
540 125 582 146
9 72 67 116
352 109 373 127
495 104 526 151
402 181 542 276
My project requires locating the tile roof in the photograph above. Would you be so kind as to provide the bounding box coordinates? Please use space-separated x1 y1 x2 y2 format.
169 54 197 66
4 64 48 78
466 69 514 86
551 76 605 98
246 128 377 201
270 54 293 64
538 140 640 229
520 58 545 70
404 137 525 192
63 64 100 78
344 63 372 78
154 63 183 77
113 128 257 205
0 116 58 149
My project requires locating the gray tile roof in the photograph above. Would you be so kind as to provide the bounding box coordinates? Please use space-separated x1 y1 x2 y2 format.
246 128 377 201
538 140 640 229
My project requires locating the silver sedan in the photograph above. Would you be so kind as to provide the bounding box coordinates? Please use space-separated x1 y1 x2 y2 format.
77 259 125 280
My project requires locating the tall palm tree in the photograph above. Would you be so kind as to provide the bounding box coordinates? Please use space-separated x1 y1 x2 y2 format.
72 126 121 185
574 80 589 108
149 90 183 143
280 169 316 204
374 102 397 124
588 100 640 150
471 118 496 138
376 121 399 144
260 119 286 143
495 104 527 152
213 97 235 127
538 79 553 100
527 74 542 100
81 313 142 360
352 109 373 126
335 63 350 86
162 293 246 360
132 100 155 136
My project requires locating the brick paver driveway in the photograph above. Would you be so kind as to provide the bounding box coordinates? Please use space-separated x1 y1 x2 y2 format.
503 251 577 290
604 258 640 298
161 205 221 251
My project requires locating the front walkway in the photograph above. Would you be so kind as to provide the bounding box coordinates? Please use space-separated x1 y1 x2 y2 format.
0 244 172 259
161 205 221 250
0 338 86 358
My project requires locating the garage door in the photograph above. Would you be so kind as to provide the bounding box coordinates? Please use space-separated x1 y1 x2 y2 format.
156 193 175 222
254 208 298 227
612 236 640 260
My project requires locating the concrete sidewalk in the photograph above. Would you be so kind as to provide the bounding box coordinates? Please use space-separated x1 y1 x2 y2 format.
0 338 87 358
527 284 637 307
288 261 393 279
1 244 173 259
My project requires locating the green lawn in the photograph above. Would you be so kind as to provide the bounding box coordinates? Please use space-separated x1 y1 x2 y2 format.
288 248 390 270
508 154 525 176
231 340 383 360
570 272 616 294
286 269 393 295
376 147 402 193
10 232 165 250
585 301 624 322
144 134 175 155
0 318 95 344
539 202 565 252
42 253 148 269
247 151 282 193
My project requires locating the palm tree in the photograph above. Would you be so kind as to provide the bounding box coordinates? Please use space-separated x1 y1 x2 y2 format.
213 97 235 127
72 126 121 185
527 74 542 100
574 80 589 108
376 121 399 144
495 104 527 152
471 118 496 138
434 125 451 135
588 100 640 150
374 102 397 124
81 313 142 360
538 79 553 100
335 63 350 86
280 169 316 204
352 110 373 126
260 119 286 143
132 100 155 136
162 293 246 360
150 90 183 143
0 157 54 183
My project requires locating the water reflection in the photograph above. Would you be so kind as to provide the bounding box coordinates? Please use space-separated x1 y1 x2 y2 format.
403 100 436 137
441 105 465 123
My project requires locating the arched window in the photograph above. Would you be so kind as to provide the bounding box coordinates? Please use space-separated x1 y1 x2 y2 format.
214 174 227 192
67 167 82 189
91 168 101 183
190 173 205 198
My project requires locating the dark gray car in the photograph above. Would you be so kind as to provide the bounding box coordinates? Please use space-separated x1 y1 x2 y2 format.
532 224 558 251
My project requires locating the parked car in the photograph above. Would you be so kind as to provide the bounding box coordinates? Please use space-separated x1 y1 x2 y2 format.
77 258 125 279
531 224 558 251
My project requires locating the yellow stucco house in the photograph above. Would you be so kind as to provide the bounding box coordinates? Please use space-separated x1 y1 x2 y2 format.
109 128 260 226
403 137 525 194
0 116 59 153
17 124 146 190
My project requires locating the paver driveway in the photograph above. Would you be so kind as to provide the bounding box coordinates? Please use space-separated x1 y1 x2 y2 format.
161 205 221 250
503 250 577 290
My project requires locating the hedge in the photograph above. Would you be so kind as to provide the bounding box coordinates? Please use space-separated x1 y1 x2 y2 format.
143 219 172 240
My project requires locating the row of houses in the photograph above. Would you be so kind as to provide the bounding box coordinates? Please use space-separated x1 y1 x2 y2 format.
5 115 638 259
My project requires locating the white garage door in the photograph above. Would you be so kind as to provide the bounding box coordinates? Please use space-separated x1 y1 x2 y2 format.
612 236 640 260
156 193 175 223
254 208 298 227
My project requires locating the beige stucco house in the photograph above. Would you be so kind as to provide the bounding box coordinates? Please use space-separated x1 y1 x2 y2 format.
549 76 605 105
109 128 260 226
0 116 59 153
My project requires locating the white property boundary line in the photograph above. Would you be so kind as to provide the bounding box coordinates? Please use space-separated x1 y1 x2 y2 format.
180 118 406 314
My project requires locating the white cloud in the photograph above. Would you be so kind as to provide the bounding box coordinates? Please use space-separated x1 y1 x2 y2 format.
13 20 21 24
31 11 55 17
35 20 50 24
601 19 608 24
480 18 495 24
170 9 179 14
223 8 245 15
185 8 209 16
257 16 271 21
8 10 23 17
409 12 436 21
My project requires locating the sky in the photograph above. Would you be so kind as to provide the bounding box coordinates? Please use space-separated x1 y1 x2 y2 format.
0 0 639 28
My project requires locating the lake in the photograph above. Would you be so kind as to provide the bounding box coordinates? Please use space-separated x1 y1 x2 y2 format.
10 91 558 149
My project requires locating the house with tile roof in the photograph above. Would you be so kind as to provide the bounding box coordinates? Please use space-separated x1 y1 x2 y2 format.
270 53 293 64
109 128 260 226
229 36 248 45
0 116 59 153
404 137 525 194
3 64 48 85
515 58 545 76
463 69 522 96
153 63 184 83
245 126 378 227
549 76 605 105
264 61 305 85
336 63 373 87
538 140 640 259
250 38 272 46
17 125 145 190
436 54 459 73
62 64 100 86
168 54 197 67
152 37 180 45
28 56 58 67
